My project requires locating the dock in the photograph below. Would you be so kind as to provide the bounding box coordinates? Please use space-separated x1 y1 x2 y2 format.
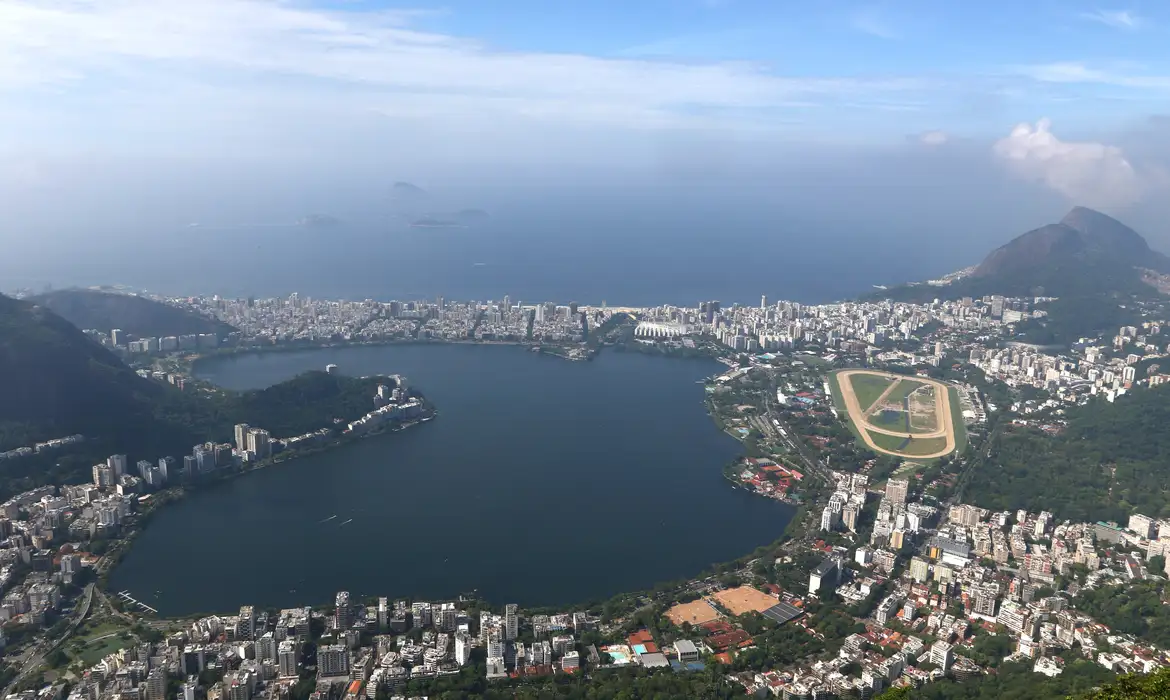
117 590 159 614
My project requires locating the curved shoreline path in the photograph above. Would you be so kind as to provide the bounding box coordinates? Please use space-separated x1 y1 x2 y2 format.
835 369 956 459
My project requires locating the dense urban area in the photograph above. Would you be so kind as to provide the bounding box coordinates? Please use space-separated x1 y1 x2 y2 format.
3 286 1170 700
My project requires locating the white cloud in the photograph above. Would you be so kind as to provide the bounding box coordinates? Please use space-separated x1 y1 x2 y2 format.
919 130 949 146
0 0 930 142
1079 9 1142 29
1017 62 1170 89
993 118 1148 208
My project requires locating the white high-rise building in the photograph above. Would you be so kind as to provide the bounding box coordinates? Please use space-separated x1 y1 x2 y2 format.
454 633 471 667
234 424 251 453
377 598 389 630
885 479 908 505
246 429 271 459
108 454 128 478
257 632 277 661
930 641 953 673
277 640 299 678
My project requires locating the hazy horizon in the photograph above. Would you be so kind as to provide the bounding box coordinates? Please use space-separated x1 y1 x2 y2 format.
5 1 1170 301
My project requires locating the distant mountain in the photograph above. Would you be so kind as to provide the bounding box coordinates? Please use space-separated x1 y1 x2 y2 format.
878 207 1169 303
30 289 235 338
972 206 1170 280
391 182 429 201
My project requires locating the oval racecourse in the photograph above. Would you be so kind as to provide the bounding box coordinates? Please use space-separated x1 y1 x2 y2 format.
830 369 958 459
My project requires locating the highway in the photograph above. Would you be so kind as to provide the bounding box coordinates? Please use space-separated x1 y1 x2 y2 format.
2 583 95 696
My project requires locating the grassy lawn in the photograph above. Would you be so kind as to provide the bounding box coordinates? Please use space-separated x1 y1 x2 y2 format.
865 430 949 457
73 634 131 666
870 409 909 431
67 618 137 667
846 373 895 413
886 378 926 403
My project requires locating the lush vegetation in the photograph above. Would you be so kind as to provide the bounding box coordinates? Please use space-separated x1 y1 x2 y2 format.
1009 296 1141 348
29 289 235 338
962 385 1170 522
877 659 1117 699
1074 581 1170 649
0 293 394 499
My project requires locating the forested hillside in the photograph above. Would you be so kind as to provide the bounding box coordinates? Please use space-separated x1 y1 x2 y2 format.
963 385 1170 522
30 289 235 338
0 294 390 499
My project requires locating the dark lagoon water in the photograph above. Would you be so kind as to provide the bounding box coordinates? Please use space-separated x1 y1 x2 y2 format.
108 344 794 617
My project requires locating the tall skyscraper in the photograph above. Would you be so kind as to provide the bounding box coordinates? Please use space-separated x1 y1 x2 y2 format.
158 456 176 482
505 604 518 641
247 429 271 459
238 605 255 641
761 295 767 310
334 591 351 631
234 424 251 453
111 329 125 347
377 597 389 630
108 454 127 478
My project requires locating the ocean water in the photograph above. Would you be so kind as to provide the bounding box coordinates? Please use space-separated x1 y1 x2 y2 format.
108 344 794 616
8 203 936 306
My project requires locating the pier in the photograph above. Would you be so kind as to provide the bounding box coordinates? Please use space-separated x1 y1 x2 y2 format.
117 590 159 614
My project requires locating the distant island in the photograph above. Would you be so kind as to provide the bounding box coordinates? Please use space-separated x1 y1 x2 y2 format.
409 210 489 229
298 214 342 228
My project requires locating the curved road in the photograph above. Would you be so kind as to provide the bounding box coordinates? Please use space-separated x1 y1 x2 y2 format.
835 369 956 458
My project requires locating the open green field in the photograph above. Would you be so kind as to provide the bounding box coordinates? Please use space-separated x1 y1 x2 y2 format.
847 373 895 413
870 409 909 431
66 618 135 666
887 378 926 404
865 430 948 457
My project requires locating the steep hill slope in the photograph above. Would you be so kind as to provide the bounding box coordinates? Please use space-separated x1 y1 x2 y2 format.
0 294 395 498
0 293 201 459
30 289 235 338
972 206 1170 280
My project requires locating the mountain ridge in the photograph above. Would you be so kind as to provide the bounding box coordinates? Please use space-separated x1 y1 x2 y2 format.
972 206 1170 280
29 289 235 339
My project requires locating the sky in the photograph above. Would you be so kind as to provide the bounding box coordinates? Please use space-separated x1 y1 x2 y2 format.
3 0 1170 294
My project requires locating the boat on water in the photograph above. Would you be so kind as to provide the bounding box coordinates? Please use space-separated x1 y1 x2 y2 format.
319 515 338 524
339 518 354 526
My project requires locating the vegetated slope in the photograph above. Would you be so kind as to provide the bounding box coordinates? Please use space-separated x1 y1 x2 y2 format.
874 664 1166 699
0 294 203 491
878 207 1168 302
30 289 235 338
0 294 390 499
972 206 1170 280
962 385 1170 523
873 207 1166 344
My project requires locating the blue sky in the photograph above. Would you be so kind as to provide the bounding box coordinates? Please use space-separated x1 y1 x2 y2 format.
1 0 1169 212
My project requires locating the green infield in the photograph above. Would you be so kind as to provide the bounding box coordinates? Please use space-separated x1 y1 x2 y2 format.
866 430 949 457
846 373 895 413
